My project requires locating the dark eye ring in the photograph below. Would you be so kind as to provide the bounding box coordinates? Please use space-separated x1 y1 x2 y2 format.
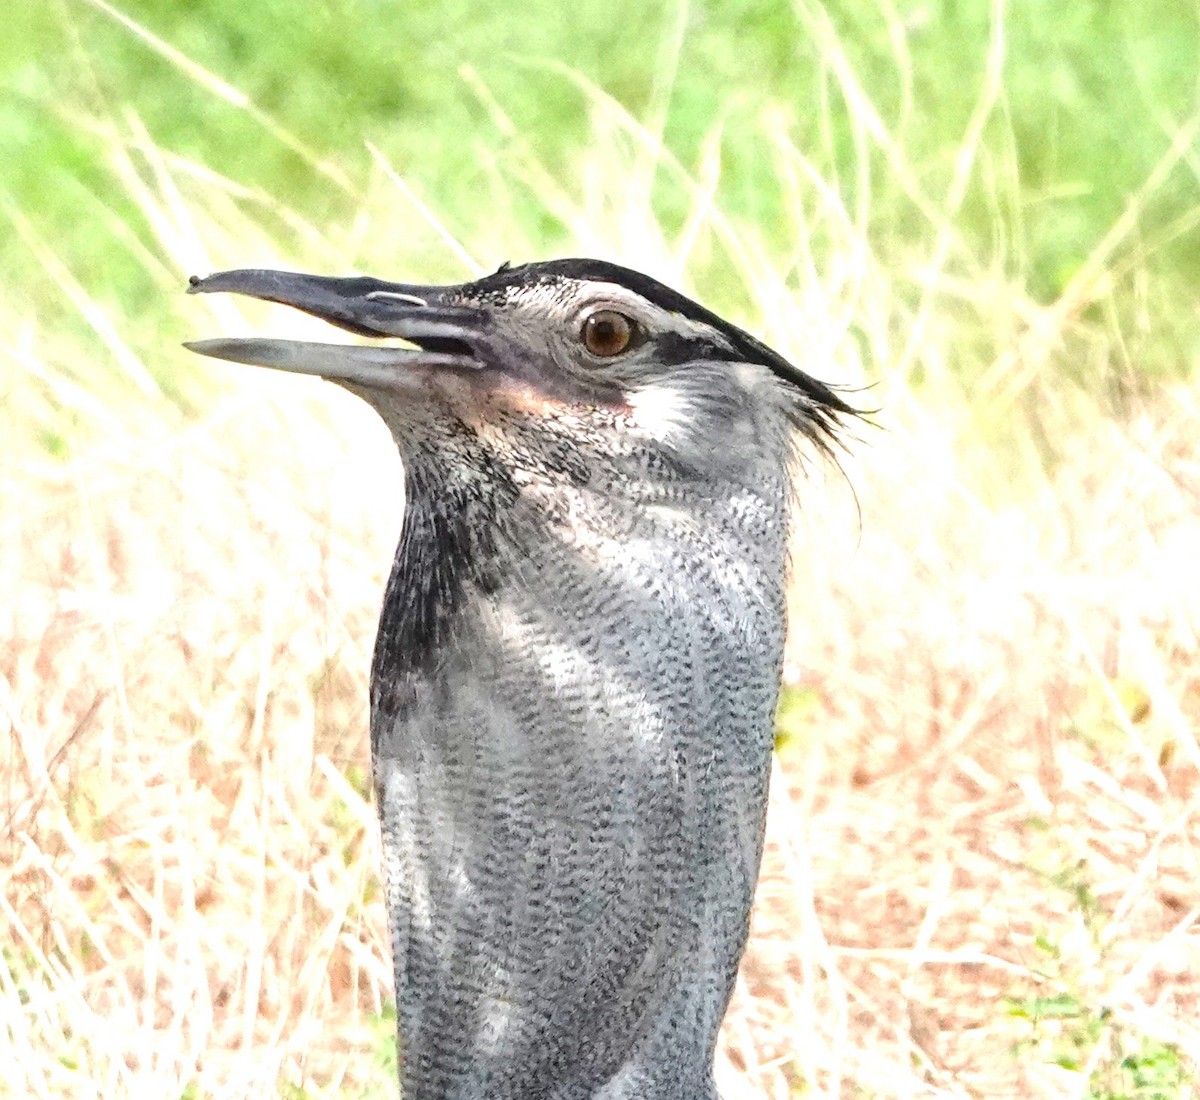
581 310 636 358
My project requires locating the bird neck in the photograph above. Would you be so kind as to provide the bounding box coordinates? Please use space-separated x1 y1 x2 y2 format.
371 425 786 1100
369 432 519 726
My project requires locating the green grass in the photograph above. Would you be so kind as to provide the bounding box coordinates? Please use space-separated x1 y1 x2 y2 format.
3 0 1198 429
1010 912 1192 1098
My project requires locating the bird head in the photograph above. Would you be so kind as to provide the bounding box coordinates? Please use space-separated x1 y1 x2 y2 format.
186 259 854 498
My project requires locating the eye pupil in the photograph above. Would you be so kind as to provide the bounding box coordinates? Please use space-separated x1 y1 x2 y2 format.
582 310 634 357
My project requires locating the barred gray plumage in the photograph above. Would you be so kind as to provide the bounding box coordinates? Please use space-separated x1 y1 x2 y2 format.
186 259 854 1099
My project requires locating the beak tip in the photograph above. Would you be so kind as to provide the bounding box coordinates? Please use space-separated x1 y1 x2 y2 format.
182 338 241 364
181 339 215 360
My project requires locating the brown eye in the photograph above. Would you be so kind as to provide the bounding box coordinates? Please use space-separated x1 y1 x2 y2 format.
581 310 635 357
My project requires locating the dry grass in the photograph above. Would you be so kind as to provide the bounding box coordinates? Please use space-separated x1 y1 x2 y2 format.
4 17 1200 1095
1 392 403 1099
725 385 1200 1097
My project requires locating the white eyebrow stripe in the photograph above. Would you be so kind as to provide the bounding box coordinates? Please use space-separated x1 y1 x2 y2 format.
575 281 737 348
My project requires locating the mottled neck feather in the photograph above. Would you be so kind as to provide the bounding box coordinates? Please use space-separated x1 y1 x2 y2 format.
370 438 518 730
370 420 787 1100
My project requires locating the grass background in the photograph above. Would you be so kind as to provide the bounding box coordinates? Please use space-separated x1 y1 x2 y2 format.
2 0 1199 1097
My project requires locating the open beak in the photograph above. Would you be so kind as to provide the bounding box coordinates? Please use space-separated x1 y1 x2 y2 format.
184 268 487 387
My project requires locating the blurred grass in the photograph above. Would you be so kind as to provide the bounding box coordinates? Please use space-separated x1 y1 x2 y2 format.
2 0 1198 435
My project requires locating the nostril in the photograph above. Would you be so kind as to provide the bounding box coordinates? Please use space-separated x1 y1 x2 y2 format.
367 290 429 308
